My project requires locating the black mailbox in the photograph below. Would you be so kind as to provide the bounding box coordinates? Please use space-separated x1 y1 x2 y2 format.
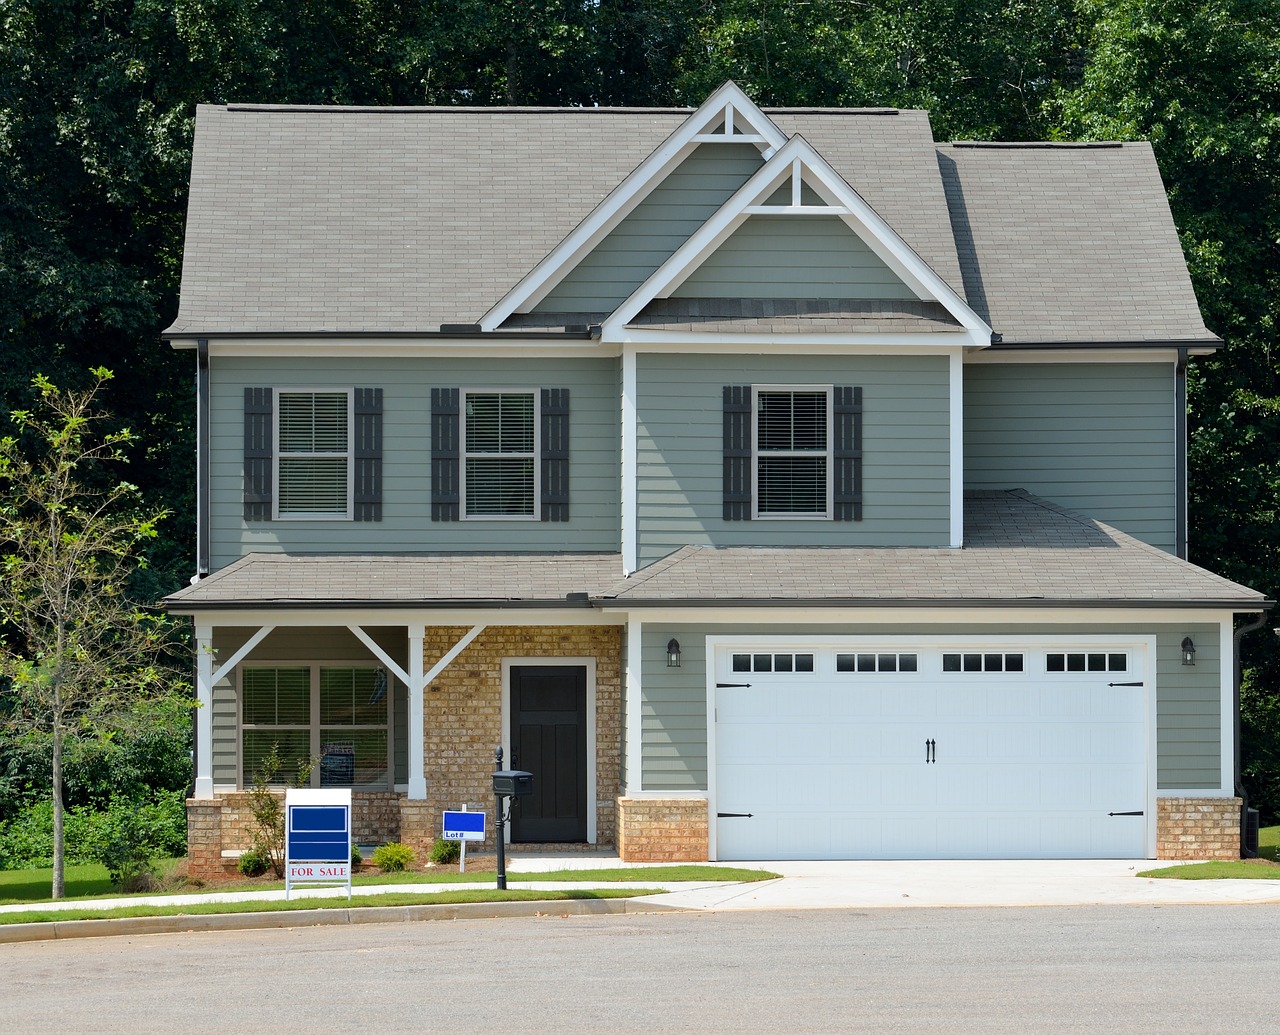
492 769 533 797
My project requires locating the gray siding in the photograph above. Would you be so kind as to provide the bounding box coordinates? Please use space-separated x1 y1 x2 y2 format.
673 216 917 300
639 622 1223 794
211 627 410 789
536 144 762 313
964 362 1176 551
209 355 620 568
636 353 951 565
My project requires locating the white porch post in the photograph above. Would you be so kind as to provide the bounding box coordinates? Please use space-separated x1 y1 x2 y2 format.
194 623 215 799
625 614 643 794
407 622 427 800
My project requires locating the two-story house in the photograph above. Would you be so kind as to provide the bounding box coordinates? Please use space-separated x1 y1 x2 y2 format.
163 83 1270 875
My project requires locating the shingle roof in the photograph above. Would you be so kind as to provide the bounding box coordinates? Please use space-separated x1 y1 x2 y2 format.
166 101 1214 346
163 493 1266 612
937 142 1216 345
163 552 624 610
599 491 1265 607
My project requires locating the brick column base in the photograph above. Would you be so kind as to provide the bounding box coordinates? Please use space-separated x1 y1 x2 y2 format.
1157 796 1242 859
185 799 227 880
399 800 436 862
617 797 709 862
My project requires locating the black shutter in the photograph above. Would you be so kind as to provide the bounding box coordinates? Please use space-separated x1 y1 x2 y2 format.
431 387 460 521
541 388 570 522
834 385 863 521
243 388 273 521
354 388 383 522
723 386 752 521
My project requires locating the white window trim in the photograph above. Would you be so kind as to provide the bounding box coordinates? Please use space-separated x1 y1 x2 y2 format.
751 384 833 520
272 387 355 521
237 661 394 791
460 387 541 521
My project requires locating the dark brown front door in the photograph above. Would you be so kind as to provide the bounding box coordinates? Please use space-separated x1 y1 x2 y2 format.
510 665 588 843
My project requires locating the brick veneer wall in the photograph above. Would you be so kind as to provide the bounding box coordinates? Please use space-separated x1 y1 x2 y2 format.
617 798 709 862
421 625 623 853
1156 796 1242 859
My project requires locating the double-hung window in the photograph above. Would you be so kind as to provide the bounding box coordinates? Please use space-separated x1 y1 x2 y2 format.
462 390 538 519
753 387 832 518
240 664 391 788
274 389 353 519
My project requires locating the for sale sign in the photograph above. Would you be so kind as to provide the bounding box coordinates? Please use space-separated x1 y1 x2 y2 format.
285 788 352 900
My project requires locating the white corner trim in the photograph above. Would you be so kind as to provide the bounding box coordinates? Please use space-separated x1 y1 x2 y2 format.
602 135 992 345
625 615 643 794
622 348 638 574
950 349 964 547
1220 615 1234 795
480 82 786 331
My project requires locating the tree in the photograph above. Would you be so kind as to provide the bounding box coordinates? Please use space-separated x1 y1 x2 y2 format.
0 368 183 898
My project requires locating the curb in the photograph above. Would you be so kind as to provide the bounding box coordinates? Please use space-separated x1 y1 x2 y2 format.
0 897 686 944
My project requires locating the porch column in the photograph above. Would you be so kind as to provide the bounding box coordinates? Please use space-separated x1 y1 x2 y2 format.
193 623 215 799
407 622 427 799
625 614 643 794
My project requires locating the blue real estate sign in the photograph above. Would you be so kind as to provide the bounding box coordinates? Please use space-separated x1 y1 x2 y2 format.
442 809 486 841
285 788 352 899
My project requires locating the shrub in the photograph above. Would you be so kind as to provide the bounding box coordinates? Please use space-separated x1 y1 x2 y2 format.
352 842 362 868
243 744 315 878
429 837 461 865
237 848 271 877
0 790 187 870
371 842 416 872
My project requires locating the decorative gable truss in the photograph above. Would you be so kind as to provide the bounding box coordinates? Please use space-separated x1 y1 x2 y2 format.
480 82 786 331
602 135 993 346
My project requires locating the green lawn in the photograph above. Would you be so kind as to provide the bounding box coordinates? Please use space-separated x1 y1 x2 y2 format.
1260 823 1279 862
0 862 775 907
0 887 658 926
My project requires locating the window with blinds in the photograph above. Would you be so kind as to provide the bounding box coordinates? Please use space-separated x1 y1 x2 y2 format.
463 391 537 518
754 388 831 517
275 390 352 519
241 665 391 789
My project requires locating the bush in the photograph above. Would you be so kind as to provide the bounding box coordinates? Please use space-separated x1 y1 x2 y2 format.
429 837 461 865
0 790 188 870
371 842 416 872
352 842 362 868
237 848 271 877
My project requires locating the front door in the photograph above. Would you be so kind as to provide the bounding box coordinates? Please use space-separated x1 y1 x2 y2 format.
509 665 588 842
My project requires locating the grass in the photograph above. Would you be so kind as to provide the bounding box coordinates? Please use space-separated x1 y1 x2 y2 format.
0 887 657 926
1137 823 1280 880
0 861 775 907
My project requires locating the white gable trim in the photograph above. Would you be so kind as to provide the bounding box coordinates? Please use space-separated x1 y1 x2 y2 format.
479 82 786 332
601 135 993 346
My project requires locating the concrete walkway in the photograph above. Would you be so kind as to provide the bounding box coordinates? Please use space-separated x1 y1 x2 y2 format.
3 858 1278 929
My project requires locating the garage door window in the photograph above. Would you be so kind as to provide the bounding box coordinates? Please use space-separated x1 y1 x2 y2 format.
731 652 815 673
942 652 1025 673
836 653 918 673
1047 652 1127 673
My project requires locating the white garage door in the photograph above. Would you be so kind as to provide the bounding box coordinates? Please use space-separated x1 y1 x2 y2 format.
713 644 1149 860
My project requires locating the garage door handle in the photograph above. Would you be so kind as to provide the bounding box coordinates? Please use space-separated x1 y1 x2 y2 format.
717 812 754 818
1108 811 1144 817
925 738 936 763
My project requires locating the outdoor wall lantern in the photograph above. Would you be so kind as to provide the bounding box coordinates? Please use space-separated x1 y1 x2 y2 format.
1181 636 1197 666
667 638 682 667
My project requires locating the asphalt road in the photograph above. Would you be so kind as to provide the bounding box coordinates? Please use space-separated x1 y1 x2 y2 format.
3 905 1276 1032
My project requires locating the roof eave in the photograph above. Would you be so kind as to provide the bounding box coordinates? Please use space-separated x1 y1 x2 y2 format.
594 596 1273 610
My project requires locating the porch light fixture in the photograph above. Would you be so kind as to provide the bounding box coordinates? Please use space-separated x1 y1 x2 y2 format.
666 638 682 668
1181 637 1196 666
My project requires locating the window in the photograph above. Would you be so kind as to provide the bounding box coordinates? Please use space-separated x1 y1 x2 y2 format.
731 652 815 673
1046 652 1127 673
942 653 1025 673
240 665 391 788
837 653 919 673
754 387 831 518
463 391 537 518
275 389 352 519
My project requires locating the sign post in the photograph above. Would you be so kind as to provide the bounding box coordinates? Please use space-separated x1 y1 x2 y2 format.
285 788 352 900
442 805 485 874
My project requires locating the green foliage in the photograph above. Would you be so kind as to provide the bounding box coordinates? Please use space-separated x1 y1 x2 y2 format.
372 842 417 872
352 842 363 868
236 848 271 878
429 837 461 865
0 790 187 871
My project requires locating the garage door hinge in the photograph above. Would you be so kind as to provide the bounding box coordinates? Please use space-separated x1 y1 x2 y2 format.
716 682 752 688
1107 811 1144 817
717 812 754 818
1108 681 1144 687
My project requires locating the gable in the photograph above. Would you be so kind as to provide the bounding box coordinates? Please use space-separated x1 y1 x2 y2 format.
532 143 764 316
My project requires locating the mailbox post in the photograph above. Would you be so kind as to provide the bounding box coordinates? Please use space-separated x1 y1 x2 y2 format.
491 746 533 890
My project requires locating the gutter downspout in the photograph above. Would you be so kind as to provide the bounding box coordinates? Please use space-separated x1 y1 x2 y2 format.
1175 347 1188 560
196 339 211 578
1233 612 1268 857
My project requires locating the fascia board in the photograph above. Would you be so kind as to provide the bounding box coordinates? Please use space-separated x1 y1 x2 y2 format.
603 328 982 348
590 605 1249 626
479 82 787 332
603 135 992 342
203 340 617 359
